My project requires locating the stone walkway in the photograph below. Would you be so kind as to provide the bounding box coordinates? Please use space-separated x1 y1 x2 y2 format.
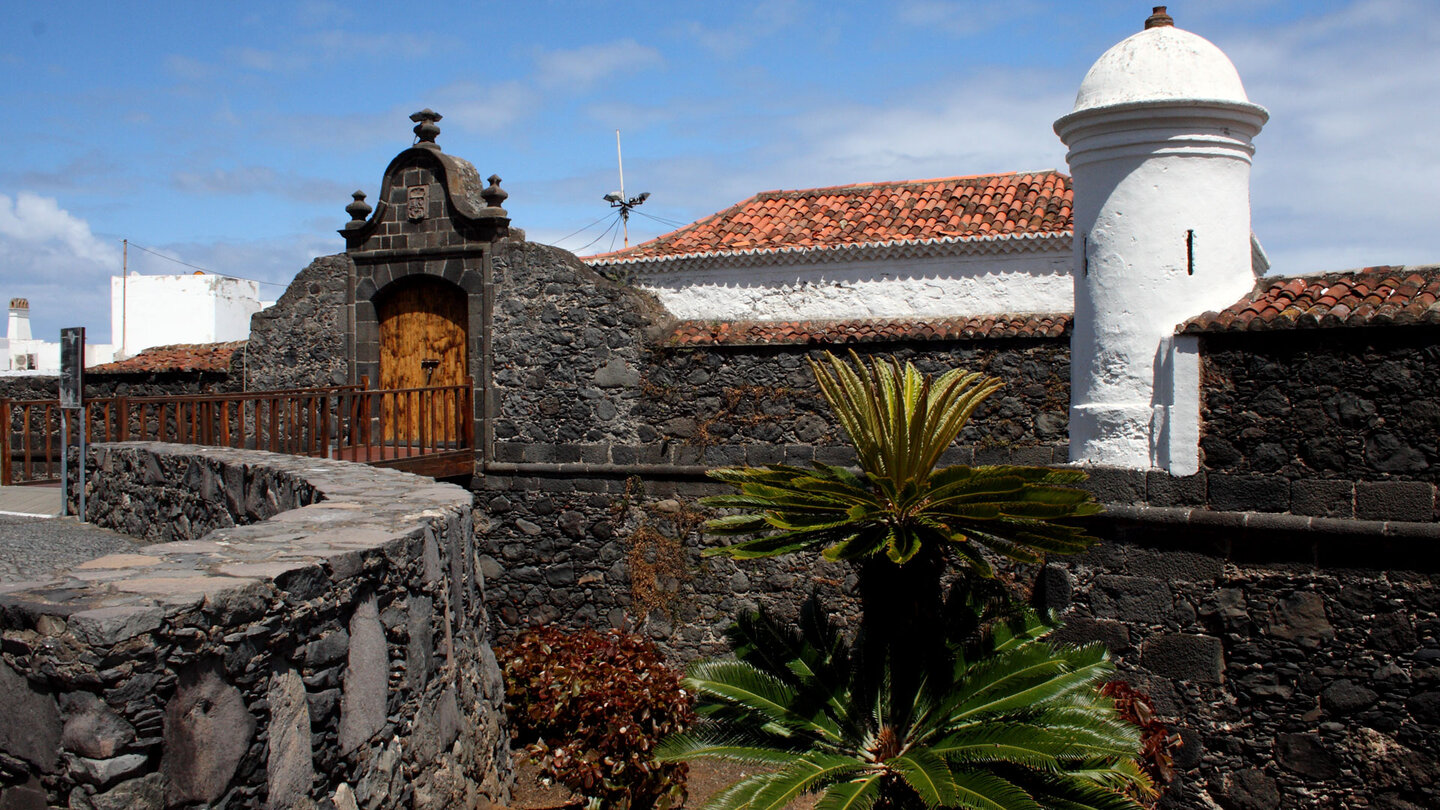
0 485 62 517
0 515 144 584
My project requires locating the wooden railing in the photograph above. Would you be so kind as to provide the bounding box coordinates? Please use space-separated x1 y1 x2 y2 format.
1 379 475 485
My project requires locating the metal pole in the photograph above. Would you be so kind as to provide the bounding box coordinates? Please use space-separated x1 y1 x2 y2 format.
59 409 68 517
78 406 86 522
121 239 128 358
616 130 629 248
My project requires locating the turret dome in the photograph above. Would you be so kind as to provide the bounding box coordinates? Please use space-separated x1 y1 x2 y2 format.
1071 12 1252 114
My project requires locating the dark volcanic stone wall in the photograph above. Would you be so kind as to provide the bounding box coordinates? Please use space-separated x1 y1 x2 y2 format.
635 339 1071 468
479 238 1074 659
475 473 860 661
489 238 674 449
1200 327 1440 484
243 254 351 391
1 444 510 810
0 366 241 403
488 237 1071 468
1049 522 1440 810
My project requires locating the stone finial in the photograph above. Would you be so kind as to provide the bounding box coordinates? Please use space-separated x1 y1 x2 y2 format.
482 175 509 208
1145 6 1174 29
344 190 372 229
410 108 443 149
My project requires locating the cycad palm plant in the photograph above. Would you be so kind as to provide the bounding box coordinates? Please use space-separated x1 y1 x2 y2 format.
674 352 1150 808
703 351 1099 573
701 351 1101 679
658 603 1151 810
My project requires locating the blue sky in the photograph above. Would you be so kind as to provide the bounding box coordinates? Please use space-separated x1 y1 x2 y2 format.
2 0 1437 340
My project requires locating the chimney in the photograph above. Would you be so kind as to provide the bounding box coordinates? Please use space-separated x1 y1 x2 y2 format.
1145 6 1174 29
7 298 31 342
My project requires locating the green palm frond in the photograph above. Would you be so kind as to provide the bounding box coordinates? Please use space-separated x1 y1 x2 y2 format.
668 611 1148 810
889 750 959 807
812 773 884 810
947 768 1040 810
746 755 869 810
695 772 783 810
684 659 839 740
654 732 807 766
702 351 1100 576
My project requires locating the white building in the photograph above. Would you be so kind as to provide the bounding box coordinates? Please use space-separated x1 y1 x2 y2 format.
1 298 115 373
1 272 266 374
110 272 262 359
586 172 1075 323
589 7 1289 478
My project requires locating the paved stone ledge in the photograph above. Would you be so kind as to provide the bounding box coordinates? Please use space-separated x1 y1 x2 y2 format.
0 442 511 810
1101 504 1440 539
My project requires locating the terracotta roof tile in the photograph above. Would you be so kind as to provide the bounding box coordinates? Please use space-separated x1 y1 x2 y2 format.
588 171 1071 265
667 315 1071 347
1180 265 1440 334
89 341 245 374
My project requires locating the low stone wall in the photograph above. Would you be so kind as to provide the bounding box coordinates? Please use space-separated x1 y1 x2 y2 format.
1078 466 1439 524
476 464 1440 808
1200 327 1440 484
0 443 511 810
1049 519 1440 809
475 472 859 662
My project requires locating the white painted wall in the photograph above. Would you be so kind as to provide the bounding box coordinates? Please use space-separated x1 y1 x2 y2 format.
0 336 115 373
1056 22 1267 473
110 273 261 356
635 244 1073 321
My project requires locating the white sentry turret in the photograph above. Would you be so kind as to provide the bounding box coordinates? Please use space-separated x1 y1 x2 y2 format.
1054 6 1267 474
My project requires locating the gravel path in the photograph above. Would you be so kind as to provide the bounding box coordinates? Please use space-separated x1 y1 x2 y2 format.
0 515 146 584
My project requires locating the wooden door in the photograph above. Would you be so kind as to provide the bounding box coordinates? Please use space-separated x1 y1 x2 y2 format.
376 277 467 444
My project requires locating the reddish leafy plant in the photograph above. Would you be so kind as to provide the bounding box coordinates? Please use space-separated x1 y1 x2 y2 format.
500 626 694 810
1102 680 1184 805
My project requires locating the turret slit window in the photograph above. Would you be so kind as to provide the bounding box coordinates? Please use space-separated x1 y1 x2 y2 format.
1186 229 1195 275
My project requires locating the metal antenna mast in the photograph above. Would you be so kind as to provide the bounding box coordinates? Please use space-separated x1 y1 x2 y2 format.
603 130 649 248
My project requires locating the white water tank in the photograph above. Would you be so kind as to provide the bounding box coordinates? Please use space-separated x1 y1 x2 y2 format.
1054 7 1267 473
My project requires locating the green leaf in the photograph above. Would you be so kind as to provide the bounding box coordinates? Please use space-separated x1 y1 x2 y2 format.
694 772 779 810
654 733 804 766
746 755 867 810
949 769 1040 810
888 750 958 807
685 660 843 743
813 773 884 810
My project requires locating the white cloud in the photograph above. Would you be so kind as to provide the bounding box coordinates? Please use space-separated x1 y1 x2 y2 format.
230 46 309 74
0 193 121 340
293 0 349 28
534 39 664 90
0 193 118 266
164 54 214 82
894 0 1048 36
305 30 453 61
784 73 1072 184
170 166 350 203
1226 0 1440 272
427 81 537 135
683 0 806 58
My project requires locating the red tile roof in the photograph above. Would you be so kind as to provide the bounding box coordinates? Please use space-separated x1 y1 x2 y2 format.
1180 265 1440 334
589 172 1071 266
667 315 1071 347
89 341 245 374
